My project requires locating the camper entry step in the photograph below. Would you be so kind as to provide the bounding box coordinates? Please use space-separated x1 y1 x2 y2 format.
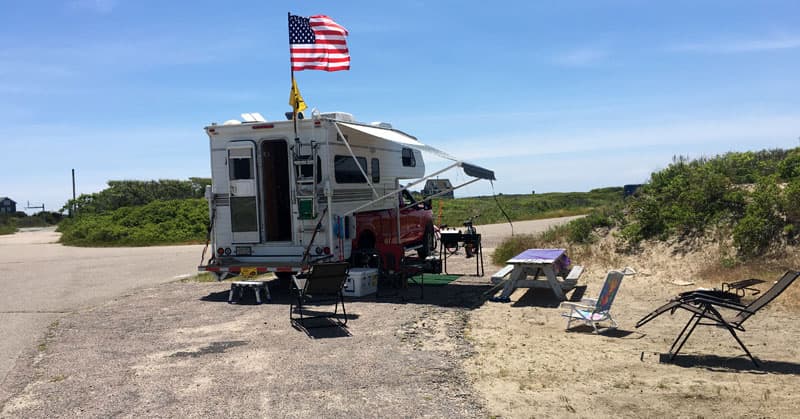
229 281 271 304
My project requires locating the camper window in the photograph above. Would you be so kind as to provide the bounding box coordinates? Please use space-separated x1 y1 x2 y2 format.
401 148 416 167
230 157 252 180
334 155 368 183
371 158 380 183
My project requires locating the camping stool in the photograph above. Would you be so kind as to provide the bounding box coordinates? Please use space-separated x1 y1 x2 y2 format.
228 281 271 304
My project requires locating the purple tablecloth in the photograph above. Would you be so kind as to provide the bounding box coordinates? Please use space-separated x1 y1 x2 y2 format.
509 248 566 262
507 248 571 273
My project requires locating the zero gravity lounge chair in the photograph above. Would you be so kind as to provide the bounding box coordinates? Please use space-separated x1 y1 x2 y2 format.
635 270 800 367
290 262 350 328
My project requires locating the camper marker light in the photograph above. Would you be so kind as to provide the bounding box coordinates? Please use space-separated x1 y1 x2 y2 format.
251 123 274 130
224 247 232 256
323 246 331 255
217 247 225 255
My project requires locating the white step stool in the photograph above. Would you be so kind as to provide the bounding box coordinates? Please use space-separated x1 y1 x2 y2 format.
228 281 271 304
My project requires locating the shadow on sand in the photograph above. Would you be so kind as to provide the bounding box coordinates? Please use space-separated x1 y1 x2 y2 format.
648 353 800 375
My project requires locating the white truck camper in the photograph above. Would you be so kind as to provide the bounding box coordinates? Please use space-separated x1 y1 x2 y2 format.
198 111 495 280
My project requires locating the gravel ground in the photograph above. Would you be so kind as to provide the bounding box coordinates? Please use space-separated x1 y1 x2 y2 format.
1 280 491 418
1 217 579 418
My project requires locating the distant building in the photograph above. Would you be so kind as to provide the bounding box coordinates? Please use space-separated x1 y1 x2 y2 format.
0 197 16 214
623 184 643 198
422 179 454 199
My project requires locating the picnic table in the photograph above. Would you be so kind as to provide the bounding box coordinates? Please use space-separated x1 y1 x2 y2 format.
494 248 581 301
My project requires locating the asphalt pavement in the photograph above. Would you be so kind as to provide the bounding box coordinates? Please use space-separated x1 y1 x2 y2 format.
0 227 203 402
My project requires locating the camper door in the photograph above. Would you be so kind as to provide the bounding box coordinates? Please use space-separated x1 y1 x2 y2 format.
228 142 260 243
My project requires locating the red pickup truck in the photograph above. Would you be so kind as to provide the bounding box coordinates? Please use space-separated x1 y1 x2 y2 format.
353 190 435 265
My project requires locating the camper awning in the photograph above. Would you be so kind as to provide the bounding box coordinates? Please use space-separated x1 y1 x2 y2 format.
335 121 496 180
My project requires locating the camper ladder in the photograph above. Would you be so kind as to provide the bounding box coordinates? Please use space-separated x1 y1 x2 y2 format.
293 140 318 220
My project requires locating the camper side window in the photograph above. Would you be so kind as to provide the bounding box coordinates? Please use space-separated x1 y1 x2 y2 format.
334 155 368 183
371 158 380 183
401 148 416 167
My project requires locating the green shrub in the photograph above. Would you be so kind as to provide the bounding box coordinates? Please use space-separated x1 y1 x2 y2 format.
783 179 800 225
500 147 800 260
566 210 613 244
733 178 784 257
778 149 800 180
63 178 210 215
59 199 208 246
0 214 17 234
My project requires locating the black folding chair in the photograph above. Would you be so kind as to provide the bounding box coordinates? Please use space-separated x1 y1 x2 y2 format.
290 262 350 328
636 270 800 367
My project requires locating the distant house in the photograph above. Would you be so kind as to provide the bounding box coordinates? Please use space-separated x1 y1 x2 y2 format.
422 179 454 199
0 197 16 214
623 184 643 198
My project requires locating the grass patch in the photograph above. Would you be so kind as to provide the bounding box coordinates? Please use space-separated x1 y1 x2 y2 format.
180 272 276 283
180 272 218 283
433 188 623 227
410 274 460 286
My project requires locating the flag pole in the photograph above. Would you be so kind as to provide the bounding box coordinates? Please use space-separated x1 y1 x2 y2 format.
289 12 298 141
292 72 298 141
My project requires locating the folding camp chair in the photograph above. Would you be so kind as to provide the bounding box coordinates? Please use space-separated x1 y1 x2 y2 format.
559 268 636 333
636 270 800 367
290 262 350 328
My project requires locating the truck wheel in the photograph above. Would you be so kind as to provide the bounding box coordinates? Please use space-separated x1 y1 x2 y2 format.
418 223 435 259
357 231 375 251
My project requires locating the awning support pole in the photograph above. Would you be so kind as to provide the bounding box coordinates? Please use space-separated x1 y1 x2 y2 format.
333 122 379 198
395 179 402 247
341 161 462 217
416 178 481 204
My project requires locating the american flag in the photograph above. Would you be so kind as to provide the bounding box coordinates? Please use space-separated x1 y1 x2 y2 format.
289 14 350 72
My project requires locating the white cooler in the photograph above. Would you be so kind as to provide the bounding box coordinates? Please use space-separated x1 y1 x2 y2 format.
343 267 379 297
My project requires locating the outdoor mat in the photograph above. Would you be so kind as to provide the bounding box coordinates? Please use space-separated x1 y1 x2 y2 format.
410 274 461 286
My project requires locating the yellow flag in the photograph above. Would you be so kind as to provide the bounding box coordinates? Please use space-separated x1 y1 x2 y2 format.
289 77 307 113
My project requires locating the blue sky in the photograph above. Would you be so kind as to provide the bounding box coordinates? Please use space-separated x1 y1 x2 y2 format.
2 1 799 212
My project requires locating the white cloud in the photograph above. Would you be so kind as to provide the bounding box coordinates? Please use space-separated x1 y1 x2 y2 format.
670 36 800 53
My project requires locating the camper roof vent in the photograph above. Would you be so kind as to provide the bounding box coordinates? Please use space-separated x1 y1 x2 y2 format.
320 112 355 123
370 122 393 129
241 112 266 123
223 120 242 126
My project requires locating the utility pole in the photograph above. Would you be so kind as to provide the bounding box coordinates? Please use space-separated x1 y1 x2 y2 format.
71 169 76 217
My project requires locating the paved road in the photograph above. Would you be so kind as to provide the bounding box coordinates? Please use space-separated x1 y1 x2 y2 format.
0 227 203 400
0 216 581 402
